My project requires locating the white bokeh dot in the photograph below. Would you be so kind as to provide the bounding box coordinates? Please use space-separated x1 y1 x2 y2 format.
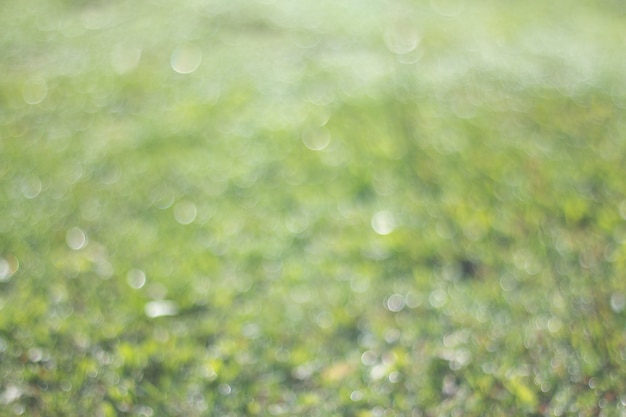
371 210 396 235
174 201 197 225
170 45 202 74
66 227 87 250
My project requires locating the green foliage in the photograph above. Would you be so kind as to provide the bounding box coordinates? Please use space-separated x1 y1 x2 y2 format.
1 0 626 415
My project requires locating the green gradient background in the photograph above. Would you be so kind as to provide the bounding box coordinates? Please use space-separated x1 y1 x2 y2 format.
1 1 626 415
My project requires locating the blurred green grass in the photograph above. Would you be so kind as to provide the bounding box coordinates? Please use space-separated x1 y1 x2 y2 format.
1 0 626 416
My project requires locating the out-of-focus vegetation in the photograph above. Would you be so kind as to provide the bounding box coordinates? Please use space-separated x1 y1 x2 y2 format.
1 0 626 415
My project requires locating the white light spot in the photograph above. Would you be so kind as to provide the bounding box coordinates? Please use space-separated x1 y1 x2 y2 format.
170 45 202 74
111 44 142 74
547 316 562 333
350 390 363 401
292 363 315 380
218 383 232 395
22 77 47 104
369 364 388 381
388 370 401 383
152 187 175 209
285 213 310 235
384 328 401 343
174 201 197 225
588 377 598 389
0 385 22 404
384 27 421 55
95 259 114 279
20 176 42 199
242 323 261 339
429 289 447 308
0 255 18 282
0 261 8 282
361 350 377 366
0 254 20 281
371 210 396 235
499 273 518 292
201 363 217 381
386 294 405 312
144 300 179 318
66 227 87 250
611 293 626 313
127 269 146 289
302 127 331 151
405 291 423 308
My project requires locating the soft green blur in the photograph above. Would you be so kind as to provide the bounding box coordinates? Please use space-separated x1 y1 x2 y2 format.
1 0 626 415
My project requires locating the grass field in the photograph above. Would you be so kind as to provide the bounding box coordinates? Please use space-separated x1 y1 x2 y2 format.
2 0 626 415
